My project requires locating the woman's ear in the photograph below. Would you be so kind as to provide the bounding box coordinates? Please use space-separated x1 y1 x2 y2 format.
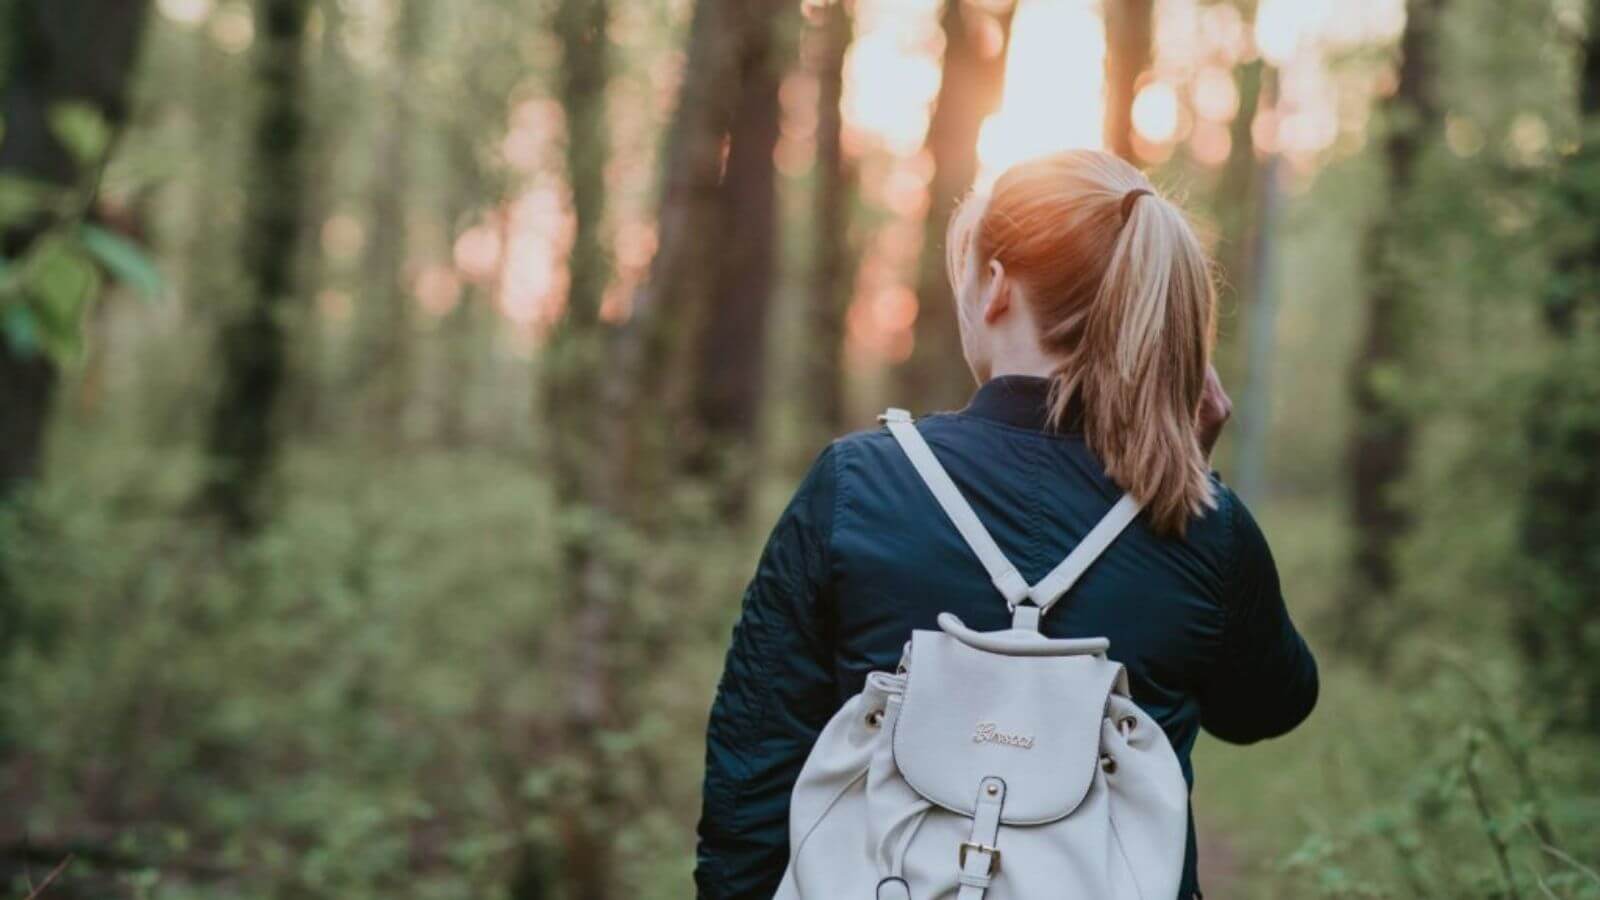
981 259 1011 324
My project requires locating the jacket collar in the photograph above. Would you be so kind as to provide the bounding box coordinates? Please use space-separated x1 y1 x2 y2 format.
959 375 1084 434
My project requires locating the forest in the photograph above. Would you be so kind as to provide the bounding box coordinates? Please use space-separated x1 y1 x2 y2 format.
1 0 1598 896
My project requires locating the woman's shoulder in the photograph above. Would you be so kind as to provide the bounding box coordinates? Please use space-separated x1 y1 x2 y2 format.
823 412 964 470
1178 477 1278 598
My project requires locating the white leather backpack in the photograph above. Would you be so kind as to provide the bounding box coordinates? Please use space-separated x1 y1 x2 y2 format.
774 409 1188 900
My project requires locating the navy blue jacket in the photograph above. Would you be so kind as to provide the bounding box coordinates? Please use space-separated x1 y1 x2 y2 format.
695 375 1319 899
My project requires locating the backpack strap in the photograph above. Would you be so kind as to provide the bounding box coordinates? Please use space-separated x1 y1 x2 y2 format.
881 409 1032 607
881 408 1143 626
1027 492 1143 615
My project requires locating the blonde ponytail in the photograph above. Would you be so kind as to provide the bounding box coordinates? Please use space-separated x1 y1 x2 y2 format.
950 150 1217 535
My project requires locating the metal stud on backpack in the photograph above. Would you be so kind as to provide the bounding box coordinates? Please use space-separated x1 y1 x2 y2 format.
774 409 1188 899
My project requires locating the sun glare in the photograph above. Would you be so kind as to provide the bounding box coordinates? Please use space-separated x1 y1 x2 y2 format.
843 0 944 157
1131 82 1179 144
1257 0 1406 66
158 0 213 27
976 0 1106 182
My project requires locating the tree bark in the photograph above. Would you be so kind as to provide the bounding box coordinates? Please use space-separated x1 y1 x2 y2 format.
807 0 857 441
1233 152 1283 503
355 0 425 440
286 0 351 436
1215 57 1274 496
436 129 490 448
1214 58 1266 328
541 0 617 894
899 0 1016 412
201 0 313 533
0 0 150 499
611 0 792 512
1515 0 1600 729
1103 0 1154 164
1339 0 1445 662
684 1 793 513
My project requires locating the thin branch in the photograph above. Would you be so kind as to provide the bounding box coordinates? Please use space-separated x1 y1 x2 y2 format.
1530 867 1559 900
1533 831 1600 887
1463 733 1523 900
1434 649 1559 844
21 854 71 900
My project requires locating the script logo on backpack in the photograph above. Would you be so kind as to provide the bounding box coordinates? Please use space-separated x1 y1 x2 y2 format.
971 722 1034 750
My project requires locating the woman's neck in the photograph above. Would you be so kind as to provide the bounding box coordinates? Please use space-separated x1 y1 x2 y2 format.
986 351 1061 382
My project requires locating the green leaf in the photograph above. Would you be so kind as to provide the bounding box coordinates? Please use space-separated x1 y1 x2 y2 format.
24 236 100 364
81 224 165 301
2 302 41 357
48 101 111 167
0 174 54 227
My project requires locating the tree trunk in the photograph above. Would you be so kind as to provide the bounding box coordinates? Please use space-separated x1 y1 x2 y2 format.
1515 0 1600 730
1214 56 1275 495
1214 57 1266 332
684 1 793 514
1103 0 1154 164
0 0 150 499
807 0 857 441
201 0 313 533
1339 0 1445 663
286 0 351 436
354 0 425 441
615 0 789 512
542 0 617 894
1233 152 1283 503
437 130 490 448
899 0 1016 412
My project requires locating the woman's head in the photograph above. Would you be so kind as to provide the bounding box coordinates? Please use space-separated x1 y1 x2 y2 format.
946 149 1217 535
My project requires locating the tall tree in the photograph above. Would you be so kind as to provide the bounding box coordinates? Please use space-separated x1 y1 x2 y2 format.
1215 55 1280 500
899 0 1016 411
286 0 352 435
355 0 426 439
1214 55 1267 329
616 0 795 507
541 0 617 892
435 130 491 447
1516 0 1600 729
1233 152 1284 502
0 0 150 499
806 0 858 441
1339 0 1446 661
1103 0 1154 163
684 2 795 512
202 0 314 532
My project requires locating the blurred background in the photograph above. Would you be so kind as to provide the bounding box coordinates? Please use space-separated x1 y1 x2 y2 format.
2 0 1599 896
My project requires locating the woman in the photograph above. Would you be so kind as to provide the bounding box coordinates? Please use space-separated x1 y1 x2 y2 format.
694 150 1318 899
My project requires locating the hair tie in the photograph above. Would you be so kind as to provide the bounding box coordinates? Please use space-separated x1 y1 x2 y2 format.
1120 188 1153 224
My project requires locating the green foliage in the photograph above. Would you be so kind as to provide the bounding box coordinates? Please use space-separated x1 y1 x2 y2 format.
0 95 165 365
0 433 759 898
0 222 166 364
2 233 101 360
1197 581 1600 898
0 172 54 226
82 224 166 301
48 101 112 168
1512 336 1600 730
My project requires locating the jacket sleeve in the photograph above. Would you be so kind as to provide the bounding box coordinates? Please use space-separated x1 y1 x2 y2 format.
1197 489 1319 744
695 445 840 899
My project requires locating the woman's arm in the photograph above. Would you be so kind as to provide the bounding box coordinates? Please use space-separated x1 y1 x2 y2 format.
694 446 840 899
1196 490 1319 744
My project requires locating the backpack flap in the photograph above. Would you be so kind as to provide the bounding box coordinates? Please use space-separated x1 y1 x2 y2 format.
891 627 1123 826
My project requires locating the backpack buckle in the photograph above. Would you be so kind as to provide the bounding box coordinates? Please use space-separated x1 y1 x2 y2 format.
958 841 1001 876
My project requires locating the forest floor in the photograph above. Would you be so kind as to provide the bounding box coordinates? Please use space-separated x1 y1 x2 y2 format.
1197 822 1242 896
